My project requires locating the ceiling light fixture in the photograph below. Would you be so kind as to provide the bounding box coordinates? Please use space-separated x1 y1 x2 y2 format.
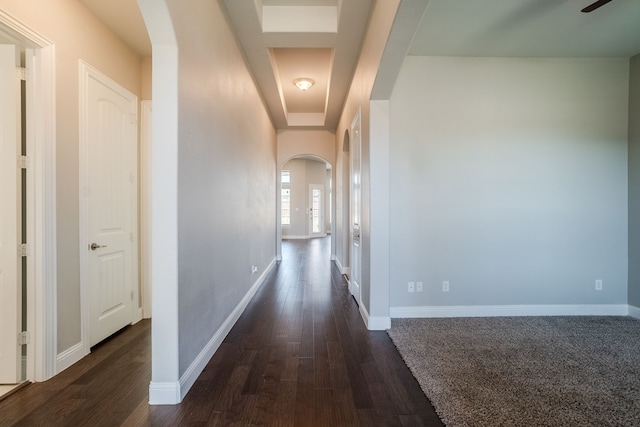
294 78 314 91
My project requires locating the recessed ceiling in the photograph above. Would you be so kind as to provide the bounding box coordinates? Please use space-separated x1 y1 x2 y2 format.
80 0 640 134
224 0 372 130
271 48 333 127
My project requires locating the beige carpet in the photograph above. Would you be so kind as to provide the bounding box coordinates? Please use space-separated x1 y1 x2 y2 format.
387 316 640 427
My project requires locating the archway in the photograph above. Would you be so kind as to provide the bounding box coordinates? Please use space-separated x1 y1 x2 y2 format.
278 154 334 259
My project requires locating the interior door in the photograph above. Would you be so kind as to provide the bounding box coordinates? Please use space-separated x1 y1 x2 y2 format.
0 44 21 383
350 112 362 304
83 65 137 347
309 184 324 237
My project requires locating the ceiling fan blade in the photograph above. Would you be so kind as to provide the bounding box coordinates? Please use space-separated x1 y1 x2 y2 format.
581 0 613 13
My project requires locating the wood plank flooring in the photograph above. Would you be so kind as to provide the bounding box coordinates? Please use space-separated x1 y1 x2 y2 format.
0 237 443 426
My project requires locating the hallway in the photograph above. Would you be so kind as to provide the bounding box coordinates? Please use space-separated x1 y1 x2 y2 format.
0 238 441 426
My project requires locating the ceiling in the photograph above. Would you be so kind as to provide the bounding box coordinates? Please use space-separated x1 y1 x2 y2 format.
411 0 640 58
222 0 372 130
80 0 640 132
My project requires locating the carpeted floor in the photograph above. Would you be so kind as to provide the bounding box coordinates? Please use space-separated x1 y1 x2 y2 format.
387 316 640 427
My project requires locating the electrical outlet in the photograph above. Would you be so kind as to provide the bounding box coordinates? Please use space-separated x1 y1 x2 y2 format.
251 265 258 274
442 281 450 292
595 279 602 291
408 281 415 293
416 281 423 292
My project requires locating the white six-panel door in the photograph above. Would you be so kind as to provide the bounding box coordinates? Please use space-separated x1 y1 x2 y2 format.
80 62 138 348
0 44 20 384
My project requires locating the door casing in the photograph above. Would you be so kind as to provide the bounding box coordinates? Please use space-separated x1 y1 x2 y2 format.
0 10 57 382
350 110 362 305
0 43 21 384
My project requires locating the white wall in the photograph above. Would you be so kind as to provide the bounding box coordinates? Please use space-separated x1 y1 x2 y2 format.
389 56 629 310
629 54 640 309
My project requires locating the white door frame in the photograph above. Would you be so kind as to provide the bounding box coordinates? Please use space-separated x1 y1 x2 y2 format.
0 10 57 382
0 43 20 384
79 61 140 355
349 109 362 305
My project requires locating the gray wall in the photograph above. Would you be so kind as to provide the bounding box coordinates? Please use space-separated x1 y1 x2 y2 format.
168 0 277 376
334 0 401 318
389 56 629 308
629 54 640 308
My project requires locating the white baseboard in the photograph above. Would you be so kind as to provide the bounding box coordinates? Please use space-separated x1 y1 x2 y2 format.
176 257 277 402
629 305 640 319
56 342 87 374
334 257 350 276
149 381 181 405
390 304 630 319
359 303 391 331
282 234 327 240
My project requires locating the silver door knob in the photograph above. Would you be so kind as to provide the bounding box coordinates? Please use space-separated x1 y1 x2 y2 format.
90 243 107 250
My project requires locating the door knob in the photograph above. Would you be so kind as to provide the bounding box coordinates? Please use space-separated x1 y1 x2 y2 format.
89 243 107 250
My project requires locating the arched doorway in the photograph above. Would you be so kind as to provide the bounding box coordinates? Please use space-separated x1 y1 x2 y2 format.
279 155 333 258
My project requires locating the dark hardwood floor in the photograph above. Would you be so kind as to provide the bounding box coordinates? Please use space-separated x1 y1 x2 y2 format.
0 237 443 426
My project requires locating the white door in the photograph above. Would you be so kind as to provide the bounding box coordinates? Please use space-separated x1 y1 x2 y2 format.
350 112 362 304
81 63 138 347
0 44 21 383
309 184 324 237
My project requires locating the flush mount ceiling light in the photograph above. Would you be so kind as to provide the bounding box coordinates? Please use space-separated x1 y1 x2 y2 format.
294 78 314 91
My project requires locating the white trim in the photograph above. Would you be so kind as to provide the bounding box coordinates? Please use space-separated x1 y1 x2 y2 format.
55 342 86 374
390 304 630 318
0 10 57 383
334 257 350 276
175 258 277 403
281 234 327 240
78 61 139 353
149 382 181 405
0 10 52 47
359 304 391 330
368 316 392 330
629 305 640 319
349 108 362 307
